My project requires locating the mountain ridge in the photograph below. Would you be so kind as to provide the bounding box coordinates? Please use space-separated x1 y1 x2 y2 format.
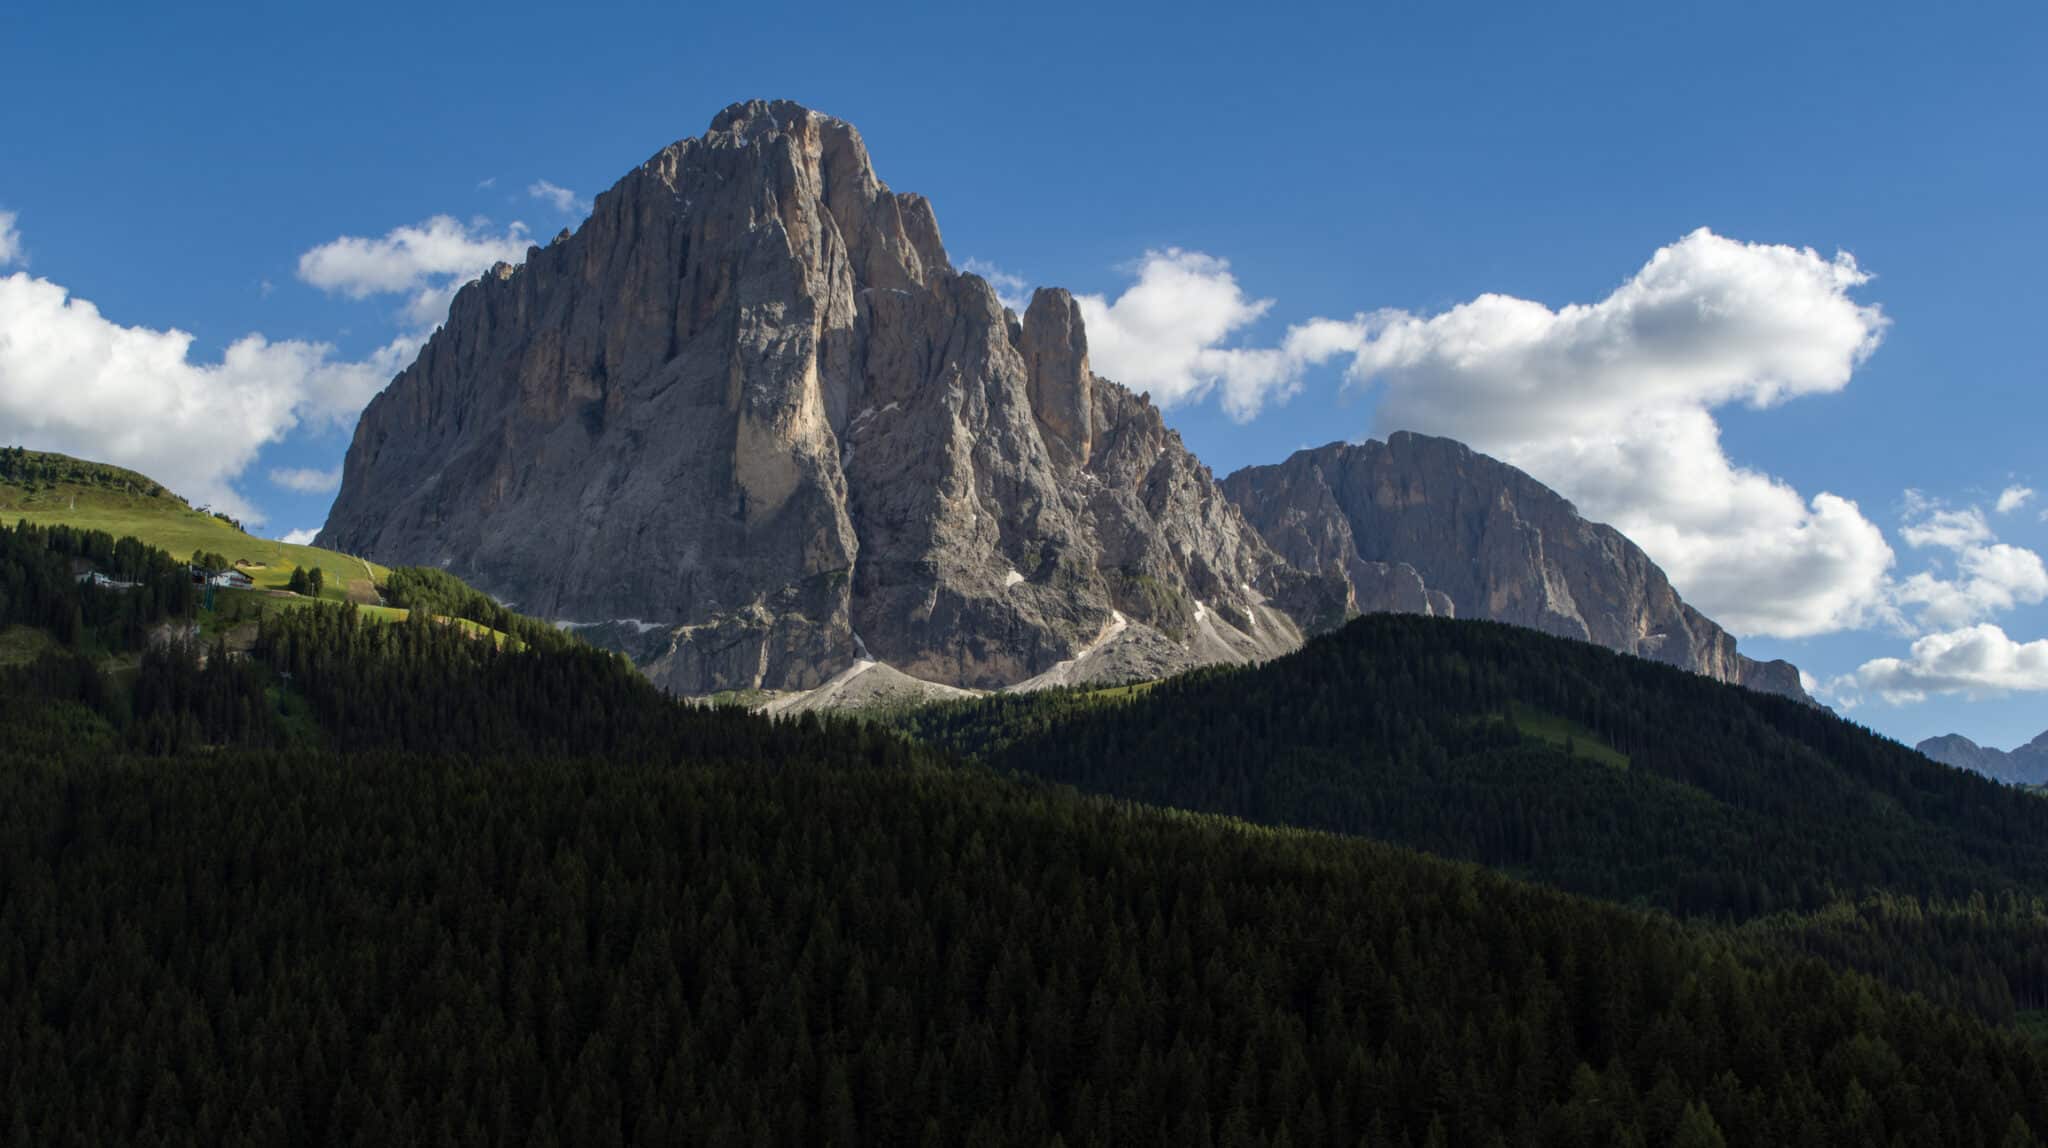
1222 433 1811 701
1918 729 2048 786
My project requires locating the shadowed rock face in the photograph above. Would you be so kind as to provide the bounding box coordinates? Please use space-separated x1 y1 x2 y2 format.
319 100 1338 694
1916 731 2048 785
1222 434 1812 702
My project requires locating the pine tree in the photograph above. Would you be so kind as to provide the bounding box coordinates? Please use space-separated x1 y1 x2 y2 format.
1671 1102 1728 1148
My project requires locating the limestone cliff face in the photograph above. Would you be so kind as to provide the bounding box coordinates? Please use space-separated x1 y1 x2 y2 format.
1222 434 1812 701
319 100 1333 693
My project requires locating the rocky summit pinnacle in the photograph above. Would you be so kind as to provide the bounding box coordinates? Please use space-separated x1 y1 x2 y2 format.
318 100 1345 696
1221 434 1812 702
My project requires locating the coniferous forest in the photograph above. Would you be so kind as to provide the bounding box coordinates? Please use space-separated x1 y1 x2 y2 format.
896 616 2048 1024
8 522 2048 1145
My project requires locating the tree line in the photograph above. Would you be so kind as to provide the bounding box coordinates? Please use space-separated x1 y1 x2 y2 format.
0 446 173 500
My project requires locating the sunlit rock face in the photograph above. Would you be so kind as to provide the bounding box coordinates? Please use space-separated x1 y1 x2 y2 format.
321 100 1339 694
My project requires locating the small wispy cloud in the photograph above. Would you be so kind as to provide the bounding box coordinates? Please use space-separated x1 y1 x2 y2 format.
0 209 23 267
1995 485 2036 515
297 214 532 331
1898 492 1992 551
477 176 497 190
528 180 588 216
1892 491 2048 631
280 527 320 545
268 466 343 494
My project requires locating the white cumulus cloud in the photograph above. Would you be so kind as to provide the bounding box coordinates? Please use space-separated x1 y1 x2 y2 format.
1898 497 1994 551
297 214 530 330
1840 624 2048 703
269 466 343 494
0 243 410 522
1314 228 1895 639
527 180 587 216
1891 492 2048 630
1996 485 2036 515
1894 546 2048 631
1347 229 1886 437
280 527 320 545
1077 248 1311 421
1054 230 1901 638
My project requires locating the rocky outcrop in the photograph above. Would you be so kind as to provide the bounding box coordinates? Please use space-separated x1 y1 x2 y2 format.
759 659 980 716
1916 731 2048 785
1222 434 1812 702
320 100 1337 695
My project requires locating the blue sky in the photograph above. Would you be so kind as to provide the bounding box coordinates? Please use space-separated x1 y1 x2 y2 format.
2 0 2042 748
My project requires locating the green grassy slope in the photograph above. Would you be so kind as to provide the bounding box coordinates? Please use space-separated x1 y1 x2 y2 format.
0 448 534 646
0 446 386 604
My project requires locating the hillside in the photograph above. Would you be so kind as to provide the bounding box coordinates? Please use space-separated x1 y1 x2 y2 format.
1 446 388 605
0 448 567 650
895 615 2048 1015
3 518 2047 1143
13 752 2048 1146
899 615 2048 918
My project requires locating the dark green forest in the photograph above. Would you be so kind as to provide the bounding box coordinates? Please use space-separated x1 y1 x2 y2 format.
897 617 2048 919
382 564 579 653
12 751 2048 1147
895 616 2048 1021
7 522 2048 1144
0 519 196 648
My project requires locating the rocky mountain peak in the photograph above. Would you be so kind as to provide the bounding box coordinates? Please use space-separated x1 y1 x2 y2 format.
1222 433 1812 702
319 102 1329 697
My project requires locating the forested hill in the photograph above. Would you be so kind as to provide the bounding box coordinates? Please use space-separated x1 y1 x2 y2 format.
0 520 914 767
0 445 175 500
10 752 2048 1144
898 614 2048 922
895 617 2048 1025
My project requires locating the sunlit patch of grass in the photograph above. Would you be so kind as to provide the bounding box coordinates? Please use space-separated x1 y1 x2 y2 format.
2 480 386 604
0 624 56 666
1509 702 1631 770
